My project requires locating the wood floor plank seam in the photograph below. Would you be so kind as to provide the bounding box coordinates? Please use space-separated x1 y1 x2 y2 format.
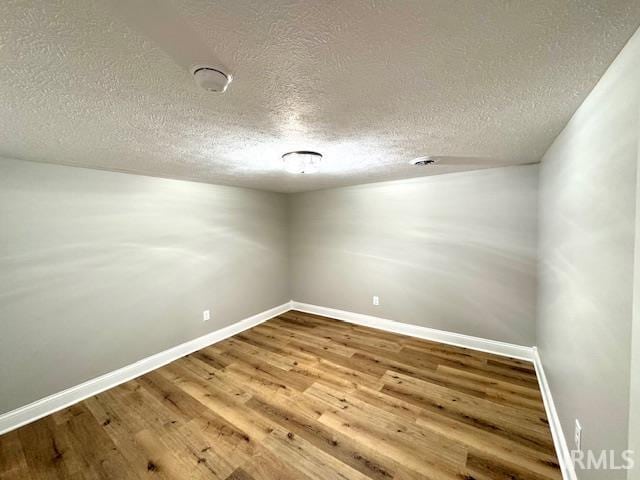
0 310 561 480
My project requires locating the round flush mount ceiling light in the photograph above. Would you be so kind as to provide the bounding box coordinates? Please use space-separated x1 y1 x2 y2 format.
192 66 232 93
282 151 322 174
410 156 438 166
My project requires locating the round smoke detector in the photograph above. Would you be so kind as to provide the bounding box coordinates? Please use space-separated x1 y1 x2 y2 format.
192 66 232 93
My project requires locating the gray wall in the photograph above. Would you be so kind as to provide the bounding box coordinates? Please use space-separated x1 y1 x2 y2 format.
537 30 640 479
289 165 538 346
0 157 289 414
629 100 640 480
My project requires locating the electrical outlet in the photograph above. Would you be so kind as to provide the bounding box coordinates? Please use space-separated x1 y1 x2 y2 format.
574 419 582 451
203 310 210 322
372 296 380 306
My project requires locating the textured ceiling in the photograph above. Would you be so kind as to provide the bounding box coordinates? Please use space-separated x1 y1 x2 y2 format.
1 1 640 193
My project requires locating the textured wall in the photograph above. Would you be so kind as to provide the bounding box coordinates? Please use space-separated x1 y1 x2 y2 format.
0 157 289 414
538 30 640 480
289 165 538 346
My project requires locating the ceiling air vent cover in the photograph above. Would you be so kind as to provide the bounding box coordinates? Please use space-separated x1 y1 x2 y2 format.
411 156 438 166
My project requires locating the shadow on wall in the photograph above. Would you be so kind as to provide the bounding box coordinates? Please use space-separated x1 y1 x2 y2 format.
290 165 538 346
0 157 289 414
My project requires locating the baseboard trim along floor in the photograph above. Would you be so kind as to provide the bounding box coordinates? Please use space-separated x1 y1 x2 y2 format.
0 302 292 436
532 347 578 480
291 301 575 480
0 300 575 480
290 301 535 361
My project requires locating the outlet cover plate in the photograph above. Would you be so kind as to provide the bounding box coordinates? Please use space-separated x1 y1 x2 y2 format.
574 419 582 451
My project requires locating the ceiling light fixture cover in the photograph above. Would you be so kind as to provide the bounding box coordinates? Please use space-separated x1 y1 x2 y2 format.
282 151 322 174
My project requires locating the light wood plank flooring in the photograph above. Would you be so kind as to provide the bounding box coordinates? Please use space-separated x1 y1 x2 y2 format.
0 310 561 479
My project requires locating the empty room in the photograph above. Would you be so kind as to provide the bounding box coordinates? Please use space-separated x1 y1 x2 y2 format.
1 1 639 479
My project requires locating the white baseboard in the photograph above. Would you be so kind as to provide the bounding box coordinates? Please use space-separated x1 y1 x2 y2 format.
290 302 577 479
290 301 535 361
532 348 577 480
1 299 574 480
0 301 292 436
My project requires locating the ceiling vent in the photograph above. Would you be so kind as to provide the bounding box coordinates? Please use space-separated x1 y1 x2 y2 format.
411 156 438 166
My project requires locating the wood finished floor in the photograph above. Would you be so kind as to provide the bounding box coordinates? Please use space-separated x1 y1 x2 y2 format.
0 311 561 480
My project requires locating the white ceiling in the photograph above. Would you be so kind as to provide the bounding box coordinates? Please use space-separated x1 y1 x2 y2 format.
1 1 639 193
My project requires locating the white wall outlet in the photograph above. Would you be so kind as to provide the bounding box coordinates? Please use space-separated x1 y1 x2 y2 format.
372 296 380 306
574 419 582 451
203 310 210 322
